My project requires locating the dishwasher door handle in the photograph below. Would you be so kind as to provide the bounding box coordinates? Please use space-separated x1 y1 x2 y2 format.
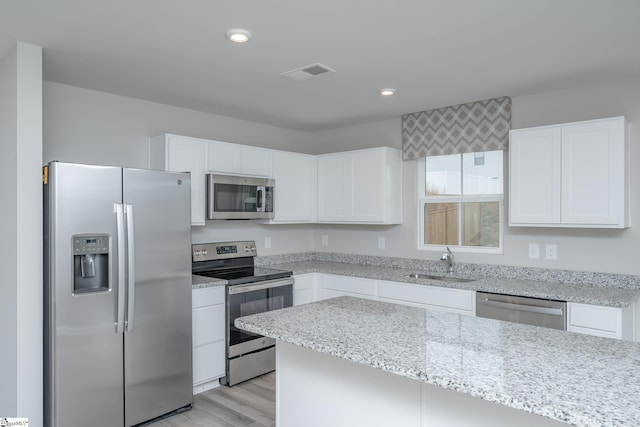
478 298 564 316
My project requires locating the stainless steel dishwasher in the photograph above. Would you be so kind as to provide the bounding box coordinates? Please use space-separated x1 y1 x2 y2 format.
476 292 566 330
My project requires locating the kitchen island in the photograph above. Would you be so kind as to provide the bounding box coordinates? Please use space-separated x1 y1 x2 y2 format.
236 296 640 427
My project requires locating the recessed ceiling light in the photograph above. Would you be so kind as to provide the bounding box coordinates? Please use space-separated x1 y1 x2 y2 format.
379 88 396 96
226 29 251 43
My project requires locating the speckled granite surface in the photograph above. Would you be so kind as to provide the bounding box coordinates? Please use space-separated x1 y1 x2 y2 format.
257 252 640 289
263 260 639 308
236 296 640 427
193 252 640 306
191 274 226 289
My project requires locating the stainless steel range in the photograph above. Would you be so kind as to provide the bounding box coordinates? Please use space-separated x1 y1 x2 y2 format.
192 240 293 386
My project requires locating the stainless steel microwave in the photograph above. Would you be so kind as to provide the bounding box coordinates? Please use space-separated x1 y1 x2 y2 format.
206 174 275 220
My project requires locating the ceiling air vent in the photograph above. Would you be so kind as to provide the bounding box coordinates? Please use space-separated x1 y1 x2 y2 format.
280 63 336 82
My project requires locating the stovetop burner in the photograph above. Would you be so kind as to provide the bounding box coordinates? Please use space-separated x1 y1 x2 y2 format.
191 241 292 285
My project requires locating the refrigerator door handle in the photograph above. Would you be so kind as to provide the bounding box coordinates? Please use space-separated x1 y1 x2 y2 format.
115 203 126 333
125 204 135 332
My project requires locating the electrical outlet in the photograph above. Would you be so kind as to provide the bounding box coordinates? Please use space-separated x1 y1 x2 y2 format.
264 236 272 249
545 244 557 260
378 237 385 250
321 235 329 246
528 243 540 259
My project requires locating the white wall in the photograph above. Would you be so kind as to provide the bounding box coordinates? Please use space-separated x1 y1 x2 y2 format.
310 76 640 275
43 82 316 254
43 82 317 167
0 42 43 425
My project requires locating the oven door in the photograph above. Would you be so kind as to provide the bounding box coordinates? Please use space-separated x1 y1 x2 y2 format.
207 174 274 220
226 277 293 357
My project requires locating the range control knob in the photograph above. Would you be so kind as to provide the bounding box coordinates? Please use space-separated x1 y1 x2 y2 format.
244 246 250 252
250 246 256 251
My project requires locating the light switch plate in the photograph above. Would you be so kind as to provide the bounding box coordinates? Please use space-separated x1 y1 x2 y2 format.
528 243 540 259
378 237 385 250
264 236 272 249
321 235 329 246
545 244 557 260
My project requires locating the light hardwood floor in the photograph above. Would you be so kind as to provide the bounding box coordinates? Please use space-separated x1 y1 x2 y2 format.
145 373 275 427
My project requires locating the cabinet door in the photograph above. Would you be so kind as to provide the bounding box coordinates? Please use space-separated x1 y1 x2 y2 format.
320 274 377 300
242 146 272 177
377 280 475 315
271 151 316 223
193 341 225 385
207 141 272 177
561 118 625 225
166 136 206 226
509 127 561 225
293 273 318 305
567 303 627 340
192 287 226 387
317 155 351 221
351 151 384 222
192 305 225 346
207 140 242 174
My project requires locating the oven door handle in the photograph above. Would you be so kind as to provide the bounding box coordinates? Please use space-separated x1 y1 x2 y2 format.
228 277 294 295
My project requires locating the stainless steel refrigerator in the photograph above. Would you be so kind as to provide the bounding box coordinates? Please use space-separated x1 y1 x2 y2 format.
43 162 193 427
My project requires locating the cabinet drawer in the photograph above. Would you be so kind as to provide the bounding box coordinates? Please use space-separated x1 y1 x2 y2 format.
378 281 474 314
321 275 377 296
294 288 313 306
293 274 315 290
193 304 225 346
568 303 620 335
192 286 225 309
193 340 225 385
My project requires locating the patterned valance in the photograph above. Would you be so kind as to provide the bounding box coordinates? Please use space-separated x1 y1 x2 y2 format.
401 96 511 160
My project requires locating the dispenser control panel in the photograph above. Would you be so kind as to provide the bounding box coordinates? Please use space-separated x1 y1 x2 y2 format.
73 235 109 255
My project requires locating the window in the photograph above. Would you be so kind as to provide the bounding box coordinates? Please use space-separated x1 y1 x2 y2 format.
418 151 504 253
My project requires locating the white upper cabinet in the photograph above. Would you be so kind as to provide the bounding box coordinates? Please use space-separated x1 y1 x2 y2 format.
207 140 272 177
317 147 402 224
149 134 206 226
269 150 317 223
509 127 562 224
509 116 629 228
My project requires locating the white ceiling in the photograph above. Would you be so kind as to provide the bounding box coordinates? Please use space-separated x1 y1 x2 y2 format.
2 0 640 131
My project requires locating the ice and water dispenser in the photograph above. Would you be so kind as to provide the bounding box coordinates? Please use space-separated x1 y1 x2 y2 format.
73 234 110 293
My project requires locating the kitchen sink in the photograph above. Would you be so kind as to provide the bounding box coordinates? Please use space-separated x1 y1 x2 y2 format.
406 273 476 283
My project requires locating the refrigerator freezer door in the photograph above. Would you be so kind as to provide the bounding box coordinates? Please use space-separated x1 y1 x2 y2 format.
122 168 193 426
44 163 125 427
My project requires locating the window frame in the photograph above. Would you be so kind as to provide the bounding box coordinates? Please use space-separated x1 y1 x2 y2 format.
417 157 504 254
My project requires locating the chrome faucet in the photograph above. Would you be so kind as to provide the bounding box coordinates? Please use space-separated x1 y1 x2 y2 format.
440 247 454 273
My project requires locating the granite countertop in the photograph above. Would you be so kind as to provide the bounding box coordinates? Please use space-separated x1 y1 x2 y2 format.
191 274 227 289
236 296 640 427
266 260 640 308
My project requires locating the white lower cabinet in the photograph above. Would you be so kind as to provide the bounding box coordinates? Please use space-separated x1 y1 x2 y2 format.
378 280 475 316
567 302 634 340
192 286 226 394
319 274 378 301
293 273 318 306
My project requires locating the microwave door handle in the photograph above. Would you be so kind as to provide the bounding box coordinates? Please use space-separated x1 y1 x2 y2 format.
256 186 265 212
